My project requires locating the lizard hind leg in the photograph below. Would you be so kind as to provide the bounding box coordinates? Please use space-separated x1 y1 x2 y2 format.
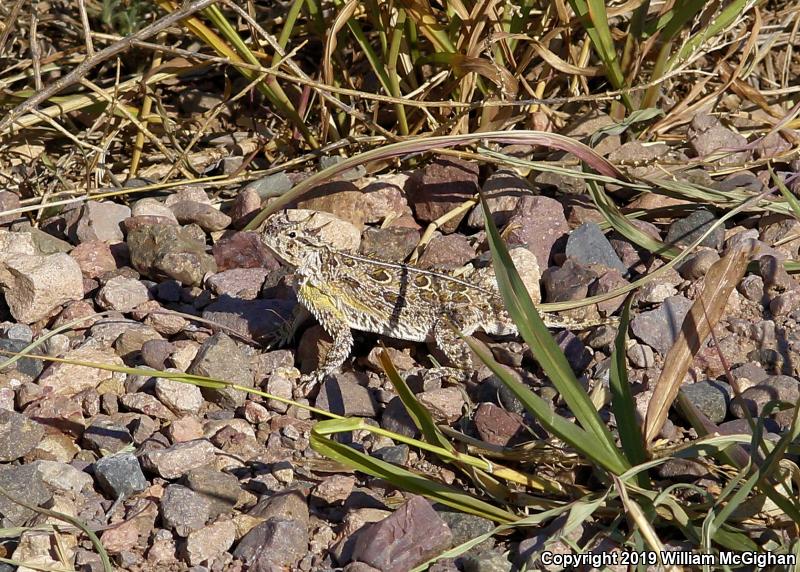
428 313 479 384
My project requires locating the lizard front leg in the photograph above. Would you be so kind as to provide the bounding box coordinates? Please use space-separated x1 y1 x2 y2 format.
296 282 354 394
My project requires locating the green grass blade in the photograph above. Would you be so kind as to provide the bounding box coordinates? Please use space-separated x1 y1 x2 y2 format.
379 349 453 452
480 194 629 475
310 427 517 523
609 298 649 476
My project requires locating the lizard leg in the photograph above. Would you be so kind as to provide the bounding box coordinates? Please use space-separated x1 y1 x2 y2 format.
429 312 478 384
296 283 354 394
266 304 311 349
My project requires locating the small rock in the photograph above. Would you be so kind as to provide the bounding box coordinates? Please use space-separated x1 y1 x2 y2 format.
212 231 280 271
313 475 356 505
351 495 453 572
542 259 596 302
295 181 367 229
417 233 475 271
0 464 52 526
160 484 212 536
503 196 569 270
630 295 694 355
265 367 295 413
0 230 36 263
202 297 294 341
169 201 231 232
565 222 626 273
96 275 150 312
120 392 176 420
665 208 724 250
70 240 118 279
0 253 84 323
626 342 654 369
687 114 750 165
0 408 44 461
127 223 216 286
678 248 720 280
233 517 309 568
229 187 262 228
315 374 378 417
82 418 134 454
473 403 526 447
249 488 309 526
32 460 93 493
188 333 254 408
680 380 731 424
360 227 419 262
206 268 268 299
93 452 148 498
131 197 179 223
154 376 204 415
359 175 410 224
407 157 479 233
738 275 764 302
730 375 800 418
182 519 236 566
71 201 131 243
38 345 126 396
467 169 530 228
0 191 21 226
184 467 242 518
759 254 793 292
417 387 465 423
162 414 202 443
140 439 217 479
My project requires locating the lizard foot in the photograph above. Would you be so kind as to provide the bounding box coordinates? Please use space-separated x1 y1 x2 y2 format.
295 372 326 398
421 366 471 387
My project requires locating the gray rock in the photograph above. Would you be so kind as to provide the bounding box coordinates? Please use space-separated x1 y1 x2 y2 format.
680 380 731 424
373 445 410 465
730 375 800 418
202 298 294 341
188 333 254 408
244 172 293 199
233 517 309 568
119 392 176 420
184 467 241 518
565 222 626 274
0 410 44 461
93 452 147 498
0 338 43 379
160 484 211 536
182 519 236 566
131 197 179 223
630 295 694 355
438 510 494 551
0 464 52 526
82 418 134 454
316 373 378 417
249 488 309 528
127 223 217 286
351 495 453 572
665 208 724 251
460 550 512 572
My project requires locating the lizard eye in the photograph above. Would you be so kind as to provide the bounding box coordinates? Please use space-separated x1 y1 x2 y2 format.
287 231 297 238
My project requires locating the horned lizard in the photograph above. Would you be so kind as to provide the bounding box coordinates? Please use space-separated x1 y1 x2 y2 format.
260 210 612 391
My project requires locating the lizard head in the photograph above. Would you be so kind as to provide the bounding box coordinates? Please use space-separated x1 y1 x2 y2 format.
260 210 328 267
